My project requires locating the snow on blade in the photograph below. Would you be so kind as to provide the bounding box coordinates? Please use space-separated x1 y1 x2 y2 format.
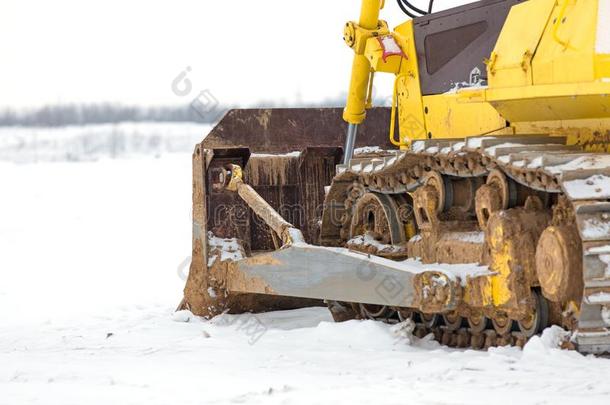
207 232 246 266
299 243 491 286
291 234 489 286
347 233 405 253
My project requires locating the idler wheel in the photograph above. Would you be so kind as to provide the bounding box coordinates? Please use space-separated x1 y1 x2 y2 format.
536 225 583 303
350 192 407 245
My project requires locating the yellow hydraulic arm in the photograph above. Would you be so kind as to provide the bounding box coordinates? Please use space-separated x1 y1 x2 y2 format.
341 0 384 164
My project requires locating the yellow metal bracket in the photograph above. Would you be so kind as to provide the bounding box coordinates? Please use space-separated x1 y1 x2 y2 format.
364 35 404 73
485 52 498 76
521 50 533 72
389 74 409 147
225 165 243 192
344 20 390 55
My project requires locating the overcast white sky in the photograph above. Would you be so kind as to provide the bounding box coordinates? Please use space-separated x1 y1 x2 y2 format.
0 0 469 109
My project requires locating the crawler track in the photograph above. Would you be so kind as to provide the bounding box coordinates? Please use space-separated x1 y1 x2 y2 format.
323 135 610 353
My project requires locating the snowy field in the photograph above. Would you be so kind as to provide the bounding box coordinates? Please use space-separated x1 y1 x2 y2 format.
0 122 212 163
2 134 610 404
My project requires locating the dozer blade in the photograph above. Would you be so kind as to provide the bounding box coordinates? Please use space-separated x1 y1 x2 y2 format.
180 107 398 317
201 107 394 153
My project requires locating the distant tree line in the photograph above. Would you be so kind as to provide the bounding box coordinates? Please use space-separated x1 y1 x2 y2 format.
0 98 346 127
0 104 224 127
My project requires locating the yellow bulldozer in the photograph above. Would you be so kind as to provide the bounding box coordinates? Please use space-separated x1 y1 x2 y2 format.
180 0 610 353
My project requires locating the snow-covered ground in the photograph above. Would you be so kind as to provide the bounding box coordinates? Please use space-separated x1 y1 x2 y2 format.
0 122 211 163
2 149 610 404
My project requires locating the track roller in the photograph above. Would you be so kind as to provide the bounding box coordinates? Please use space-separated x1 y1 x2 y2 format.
418 312 441 328
359 304 395 320
442 311 465 331
475 169 516 228
467 311 491 334
517 290 550 338
491 312 514 336
396 307 415 322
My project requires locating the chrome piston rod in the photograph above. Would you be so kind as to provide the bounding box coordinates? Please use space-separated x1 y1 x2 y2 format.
342 123 359 164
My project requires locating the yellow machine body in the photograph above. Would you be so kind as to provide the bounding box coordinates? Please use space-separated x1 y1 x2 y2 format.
344 0 610 150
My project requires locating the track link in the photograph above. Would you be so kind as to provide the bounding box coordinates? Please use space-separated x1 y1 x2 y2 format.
332 134 610 353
